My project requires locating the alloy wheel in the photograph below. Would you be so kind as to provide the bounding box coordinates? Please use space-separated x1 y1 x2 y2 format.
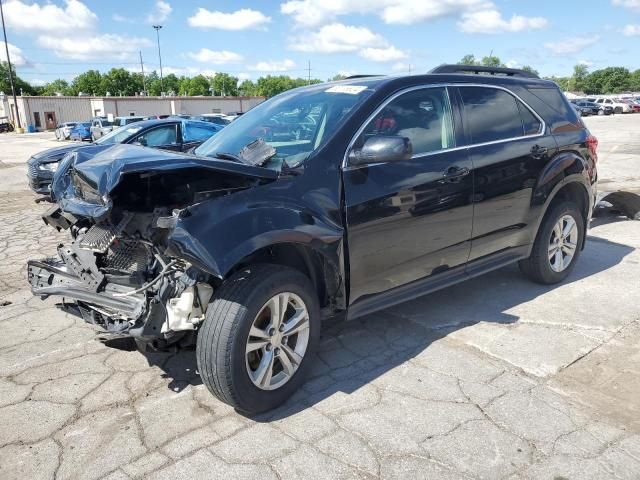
548 214 579 273
245 292 310 391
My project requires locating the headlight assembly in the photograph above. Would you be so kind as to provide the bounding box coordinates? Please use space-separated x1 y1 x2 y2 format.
39 162 59 172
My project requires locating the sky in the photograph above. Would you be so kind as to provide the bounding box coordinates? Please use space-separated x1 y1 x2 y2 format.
1 0 640 86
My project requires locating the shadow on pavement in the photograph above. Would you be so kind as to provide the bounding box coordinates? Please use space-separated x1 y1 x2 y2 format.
102 229 635 419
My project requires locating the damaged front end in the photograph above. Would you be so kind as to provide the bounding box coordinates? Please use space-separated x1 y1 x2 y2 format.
28 144 278 350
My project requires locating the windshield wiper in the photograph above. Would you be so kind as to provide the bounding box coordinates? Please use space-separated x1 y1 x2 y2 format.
212 152 243 163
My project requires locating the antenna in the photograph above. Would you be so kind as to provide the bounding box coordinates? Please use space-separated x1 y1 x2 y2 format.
307 60 311 85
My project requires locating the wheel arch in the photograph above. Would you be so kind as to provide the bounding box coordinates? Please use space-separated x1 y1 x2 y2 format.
228 242 345 314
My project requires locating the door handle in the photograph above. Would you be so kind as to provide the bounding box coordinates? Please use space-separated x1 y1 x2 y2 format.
530 145 548 159
441 166 470 183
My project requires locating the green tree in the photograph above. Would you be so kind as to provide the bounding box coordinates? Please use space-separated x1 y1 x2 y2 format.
238 79 257 96
521 65 539 76
100 68 139 96
459 54 478 65
72 70 103 96
212 73 238 96
41 79 72 96
330 73 347 81
480 55 504 67
584 67 632 94
186 75 211 96
567 64 589 92
0 61 36 96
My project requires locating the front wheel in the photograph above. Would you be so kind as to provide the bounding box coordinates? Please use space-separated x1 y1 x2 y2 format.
196 264 320 413
519 201 584 284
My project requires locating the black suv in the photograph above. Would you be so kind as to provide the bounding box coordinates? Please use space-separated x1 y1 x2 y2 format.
28 65 598 413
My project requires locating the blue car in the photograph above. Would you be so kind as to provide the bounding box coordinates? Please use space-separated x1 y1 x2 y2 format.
69 122 92 141
27 119 223 195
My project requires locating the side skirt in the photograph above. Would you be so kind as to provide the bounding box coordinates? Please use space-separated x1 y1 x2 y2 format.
346 245 530 321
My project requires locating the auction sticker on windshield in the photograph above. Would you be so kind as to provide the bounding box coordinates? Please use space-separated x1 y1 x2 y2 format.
325 85 367 94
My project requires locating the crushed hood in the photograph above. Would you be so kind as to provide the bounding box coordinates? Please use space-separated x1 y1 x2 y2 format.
51 144 278 219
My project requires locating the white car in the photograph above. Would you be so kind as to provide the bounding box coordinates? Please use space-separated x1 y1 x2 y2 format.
54 122 78 141
593 97 632 114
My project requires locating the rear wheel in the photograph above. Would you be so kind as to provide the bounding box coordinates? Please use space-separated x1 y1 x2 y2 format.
614 106 623 114
519 201 584 284
196 264 320 413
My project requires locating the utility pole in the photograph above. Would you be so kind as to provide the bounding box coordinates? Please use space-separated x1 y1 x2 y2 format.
153 25 163 93
139 51 147 95
0 0 21 128
307 60 311 85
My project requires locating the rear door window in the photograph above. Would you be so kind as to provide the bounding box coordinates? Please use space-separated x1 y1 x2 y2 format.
134 125 178 147
459 87 523 144
182 122 219 143
517 103 542 135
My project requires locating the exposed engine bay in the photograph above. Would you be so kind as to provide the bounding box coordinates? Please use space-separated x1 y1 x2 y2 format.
27 144 279 350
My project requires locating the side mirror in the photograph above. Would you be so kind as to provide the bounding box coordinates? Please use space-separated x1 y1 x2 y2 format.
134 138 147 147
349 135 412 166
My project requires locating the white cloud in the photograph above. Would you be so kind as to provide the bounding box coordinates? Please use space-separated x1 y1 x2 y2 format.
289 22 406 62
28 78 48 87
505 60 522 69
612 0 640 11
622 24 640 36
187 8 271 30
36 34 152 60
458 9 548 33
112 14 134 23
0 41 29 66
187 49 244 64
391 62 411 72
289 23 386 53
146 0 172 24
247 59 296 71
578 60 594 67
237 72 252 81
3 0 96 33
544 36 600 55
359 46 407 62
280 0 499 27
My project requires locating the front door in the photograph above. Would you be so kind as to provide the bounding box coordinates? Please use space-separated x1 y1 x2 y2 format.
44 112 57 130
131 124 181 151
343 86 474 305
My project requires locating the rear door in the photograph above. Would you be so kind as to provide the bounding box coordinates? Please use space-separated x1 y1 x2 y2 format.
343 86 474 304
455 85 557 262
180 122 220 151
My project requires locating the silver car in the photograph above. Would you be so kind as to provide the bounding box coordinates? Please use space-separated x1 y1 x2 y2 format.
54 122 78 141
89 117 114 141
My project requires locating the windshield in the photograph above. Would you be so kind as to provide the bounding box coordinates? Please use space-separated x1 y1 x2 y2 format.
95 125 143 145
194 85 372 170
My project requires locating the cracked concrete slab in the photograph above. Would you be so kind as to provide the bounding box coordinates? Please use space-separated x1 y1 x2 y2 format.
0 118 639 478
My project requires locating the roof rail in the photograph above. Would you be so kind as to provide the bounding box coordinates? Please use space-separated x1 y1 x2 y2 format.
429 64 539 79
343 74 384 79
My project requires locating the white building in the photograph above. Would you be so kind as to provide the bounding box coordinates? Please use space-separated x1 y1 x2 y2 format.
0 94 264 131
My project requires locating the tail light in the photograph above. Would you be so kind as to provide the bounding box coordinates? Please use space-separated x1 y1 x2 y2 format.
586 134 598 163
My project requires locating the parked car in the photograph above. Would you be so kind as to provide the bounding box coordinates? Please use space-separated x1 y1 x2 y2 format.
619 99 640 113
113 116 147 128
54 122 78 140
593 97 632 114
198 113 232 126
571 100 612 116
0 116 14 133
26 119 223 195
89 117 115 141
28 65 598 413
69 122 92 141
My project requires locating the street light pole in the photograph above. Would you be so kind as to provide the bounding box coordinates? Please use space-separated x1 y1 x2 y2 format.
152 25 163 94
0 0 21 128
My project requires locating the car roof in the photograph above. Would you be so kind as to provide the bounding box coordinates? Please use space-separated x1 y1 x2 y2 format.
290 71 555 97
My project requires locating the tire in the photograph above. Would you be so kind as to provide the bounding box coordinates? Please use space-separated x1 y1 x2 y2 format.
197 264 320 413
597 109 604 116
519 201 584 285
614 106 623 114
